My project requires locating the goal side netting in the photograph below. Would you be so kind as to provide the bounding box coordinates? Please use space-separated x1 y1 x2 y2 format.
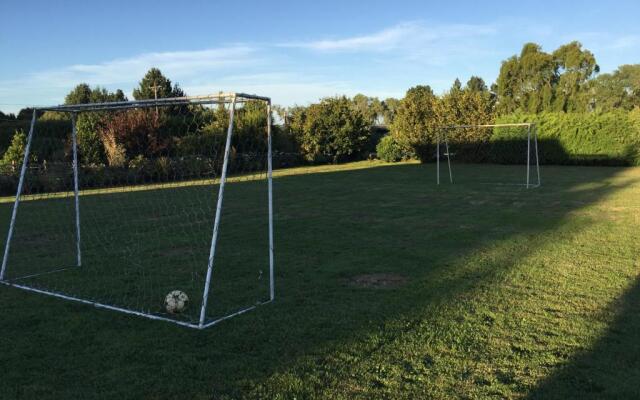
0 93 274 329
436 123 541 188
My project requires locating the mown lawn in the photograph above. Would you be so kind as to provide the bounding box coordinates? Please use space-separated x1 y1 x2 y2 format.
0 161 638 399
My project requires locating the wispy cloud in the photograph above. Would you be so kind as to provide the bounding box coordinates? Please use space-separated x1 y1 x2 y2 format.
181 72 398 107
611 35 640 49
281 21 497 52
0 45 260 110
2 19 637 113
4 46 257 90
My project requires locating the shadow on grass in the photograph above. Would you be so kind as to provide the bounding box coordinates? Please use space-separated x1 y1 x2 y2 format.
0 162 636 398
421 138 637 166
528 275 640 399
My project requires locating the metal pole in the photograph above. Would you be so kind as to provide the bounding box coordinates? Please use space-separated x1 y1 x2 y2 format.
534 124 541 186
436 131 440 185
199 96 237 328
445 134 453 184
267 102 275 301
526 124 531 189
70 113 82 266
1 110 37 280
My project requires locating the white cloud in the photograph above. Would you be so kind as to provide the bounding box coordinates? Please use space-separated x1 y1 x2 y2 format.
611 35 640 49
182 73 386 106
0 45 260 111
281 21 497 52
26 46 257 88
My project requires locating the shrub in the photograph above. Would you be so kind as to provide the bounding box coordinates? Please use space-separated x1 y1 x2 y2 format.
99 110 165 166
0 130 29 173
390 85 441 160
296 97 372 163
376 135 407 162
76 112 107 165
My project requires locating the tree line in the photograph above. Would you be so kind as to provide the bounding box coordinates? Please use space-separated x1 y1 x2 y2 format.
279 41 639 163
1 40 639 178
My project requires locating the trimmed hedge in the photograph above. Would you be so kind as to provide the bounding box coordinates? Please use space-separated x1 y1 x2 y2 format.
413 111 640 166
495 111 640 165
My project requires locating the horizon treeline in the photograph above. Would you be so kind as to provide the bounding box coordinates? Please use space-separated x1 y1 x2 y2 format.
0 40 639 177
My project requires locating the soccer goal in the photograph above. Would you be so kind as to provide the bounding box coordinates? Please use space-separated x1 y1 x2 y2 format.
0 93 274 329
436 123 541 188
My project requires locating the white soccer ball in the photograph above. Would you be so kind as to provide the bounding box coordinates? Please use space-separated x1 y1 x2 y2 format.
165 290 189 314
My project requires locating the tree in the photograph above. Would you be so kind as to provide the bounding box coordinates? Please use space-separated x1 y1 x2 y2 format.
552 41 599 111
495 41 600 114
16 108 37 120
390 85 441 158
61 84 127 164
495 42 557 114
465 76 488 93
441 79 464 124
0 130 33 172
132 68 185 100
64 84 126 105
381 98 400 126
351 94 383 125
0 110 16 120
440 79 495 142
296 97 371 163
65 83 92 104
234 101 269 152
586 64 640 111
285 105 308 139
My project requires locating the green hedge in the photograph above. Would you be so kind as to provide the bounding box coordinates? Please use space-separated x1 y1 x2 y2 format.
494 111 640 166
414 111 640 166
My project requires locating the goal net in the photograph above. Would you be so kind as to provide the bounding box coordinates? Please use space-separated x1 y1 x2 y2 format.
436 123 541 188
0 93 274 329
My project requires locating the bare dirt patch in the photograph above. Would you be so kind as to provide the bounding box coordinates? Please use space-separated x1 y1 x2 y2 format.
348 273 408 289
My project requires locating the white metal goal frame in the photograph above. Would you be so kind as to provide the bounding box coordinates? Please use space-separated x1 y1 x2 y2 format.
0 92 275 329
436 123 541 188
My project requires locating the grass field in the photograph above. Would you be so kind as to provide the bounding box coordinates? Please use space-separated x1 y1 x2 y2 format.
0 161 639 399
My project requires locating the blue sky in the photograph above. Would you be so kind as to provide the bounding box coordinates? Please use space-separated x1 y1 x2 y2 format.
1 0 639 113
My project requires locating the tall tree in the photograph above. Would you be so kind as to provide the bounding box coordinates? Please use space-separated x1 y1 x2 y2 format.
132 68 185 100
495 41 600 114
586 64 640 111
441 78 495 141
381 97 400 126
465 76 488 93
62 84 127 164
351 94 383 125
64 83 126 105
552 41 599 111
495 43 557 113
441 78 464 124
390 85 441 156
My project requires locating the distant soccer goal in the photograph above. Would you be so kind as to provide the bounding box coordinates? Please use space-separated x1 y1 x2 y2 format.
436 123 541 188
0 93 274 329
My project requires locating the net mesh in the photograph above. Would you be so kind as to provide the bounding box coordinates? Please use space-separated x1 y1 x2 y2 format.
437 125 540 186
1 96 271 326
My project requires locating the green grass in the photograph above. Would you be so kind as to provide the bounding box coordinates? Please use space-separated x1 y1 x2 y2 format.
0 161 639 399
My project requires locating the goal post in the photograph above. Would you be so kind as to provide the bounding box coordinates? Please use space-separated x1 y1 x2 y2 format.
0 93 275 329
436 123 541 188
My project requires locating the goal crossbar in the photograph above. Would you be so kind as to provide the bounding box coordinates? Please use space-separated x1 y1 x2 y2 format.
36 92 270 112
436 123 541 188
0 92 275 329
